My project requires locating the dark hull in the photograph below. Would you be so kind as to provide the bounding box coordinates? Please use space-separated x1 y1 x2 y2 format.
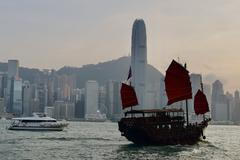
118 118 209 145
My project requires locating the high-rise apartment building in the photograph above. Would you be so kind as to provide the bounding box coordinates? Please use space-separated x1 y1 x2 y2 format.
211 80 224 120
12 78 22 115
22 81 31 116
85 80 99 119
7 60 19 79
6 60 21 113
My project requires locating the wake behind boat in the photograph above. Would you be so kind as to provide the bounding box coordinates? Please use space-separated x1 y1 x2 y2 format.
8 113 69 131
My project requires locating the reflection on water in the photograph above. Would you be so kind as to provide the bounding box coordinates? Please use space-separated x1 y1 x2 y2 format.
0 120 239 160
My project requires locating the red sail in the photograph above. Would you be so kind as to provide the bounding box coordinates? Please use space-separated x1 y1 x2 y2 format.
165 60 192 105
194 90 209 115
120 83 138 109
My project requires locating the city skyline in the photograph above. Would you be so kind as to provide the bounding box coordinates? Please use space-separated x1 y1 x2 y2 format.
1 1 240 91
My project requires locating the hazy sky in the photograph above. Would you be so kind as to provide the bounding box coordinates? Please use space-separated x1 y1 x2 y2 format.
1 0 240 92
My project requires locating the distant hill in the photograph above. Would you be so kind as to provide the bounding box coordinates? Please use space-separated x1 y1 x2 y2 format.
0 56 164 88
0 62 44 83
57 56 164 88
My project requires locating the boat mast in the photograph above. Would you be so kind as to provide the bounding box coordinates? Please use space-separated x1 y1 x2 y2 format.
184 63 189 126
200 76 205 120
129 78 133 111
128 66 132 111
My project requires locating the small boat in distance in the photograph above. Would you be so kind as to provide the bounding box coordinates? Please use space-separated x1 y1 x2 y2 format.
118 60 211 145
8 113 69 131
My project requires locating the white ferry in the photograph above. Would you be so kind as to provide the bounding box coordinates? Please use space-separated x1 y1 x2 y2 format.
8 113 68 131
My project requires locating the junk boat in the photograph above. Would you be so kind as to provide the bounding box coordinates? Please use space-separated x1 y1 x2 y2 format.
118 60 211 145
8 113 69 131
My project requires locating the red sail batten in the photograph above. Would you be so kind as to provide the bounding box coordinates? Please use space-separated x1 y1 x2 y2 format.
120 83 138 109
165 60 192 105
194 90 209 115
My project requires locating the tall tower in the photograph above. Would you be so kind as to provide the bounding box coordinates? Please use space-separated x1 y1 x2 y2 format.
131 19 147 109
8 60 19 79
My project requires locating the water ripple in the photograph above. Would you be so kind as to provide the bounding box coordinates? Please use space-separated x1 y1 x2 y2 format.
0 121 240 160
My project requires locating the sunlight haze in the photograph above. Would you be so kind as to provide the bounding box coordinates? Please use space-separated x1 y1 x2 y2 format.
0 0 239 91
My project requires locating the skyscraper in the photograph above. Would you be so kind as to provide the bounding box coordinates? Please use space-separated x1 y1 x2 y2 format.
12 78 22 115
189 74 202 114
6 60 21 113
233 90 240 122
85 80 99 119
0 73 7 98
38 83 48 113
105 80 122 121
131 19 147 109
0 98 4 114
7 60 19 79
211 80 224 120
22 81 31 116
75 89 85 119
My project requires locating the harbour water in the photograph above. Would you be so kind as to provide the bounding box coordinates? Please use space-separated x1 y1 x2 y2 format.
0 120 240 160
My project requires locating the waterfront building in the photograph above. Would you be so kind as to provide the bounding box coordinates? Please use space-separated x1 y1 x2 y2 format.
188 74 202 121
0 73 7 98
225 92 234 121
210 80 232 122
30 98 40 113
45 106 54 118
38 83 48 113
105 81 114 119
233 90 240 122
203 84 212 107
189 74 201 113
84 80 99 119
12 78 22 115
7 60 19 78
65 103 75 120
203 83 212 118
55 74 76 101
105 80 122 121
47 73 55 106
111 82 122 121
75 98 85 119
53 101 75 120
0 98 4 114
53 101 65 120
211 80 224 120
28 84 41 113
6 60 20 113
22 81 31 116
214 95 230 121
98 86 107 115
71 88 82 103
74 88 85 118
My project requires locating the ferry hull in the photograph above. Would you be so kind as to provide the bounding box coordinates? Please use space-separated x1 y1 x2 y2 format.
8 126 64 131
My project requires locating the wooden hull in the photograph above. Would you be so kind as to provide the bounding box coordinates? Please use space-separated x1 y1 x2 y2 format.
118 117 209 145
